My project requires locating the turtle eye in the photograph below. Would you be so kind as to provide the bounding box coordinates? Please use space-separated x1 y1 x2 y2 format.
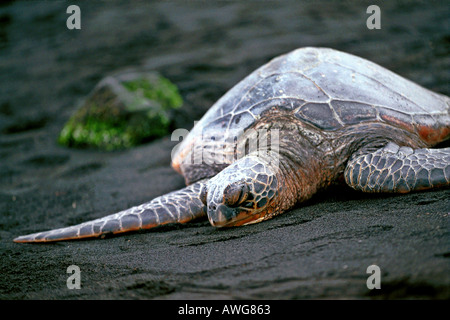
223 181 250 207
199 184 208 206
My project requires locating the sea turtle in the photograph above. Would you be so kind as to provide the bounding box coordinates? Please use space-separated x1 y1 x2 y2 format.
14 47 450 243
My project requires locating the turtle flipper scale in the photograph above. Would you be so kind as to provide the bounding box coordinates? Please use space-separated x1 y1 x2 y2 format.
345 142 450 193
13 181 207 243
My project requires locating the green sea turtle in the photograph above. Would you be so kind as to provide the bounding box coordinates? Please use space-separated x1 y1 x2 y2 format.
14 47 449 243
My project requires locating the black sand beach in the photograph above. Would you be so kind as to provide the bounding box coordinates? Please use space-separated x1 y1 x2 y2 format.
0 1 449 300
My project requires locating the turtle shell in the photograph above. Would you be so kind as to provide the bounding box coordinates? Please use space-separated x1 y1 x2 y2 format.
172 47 449 175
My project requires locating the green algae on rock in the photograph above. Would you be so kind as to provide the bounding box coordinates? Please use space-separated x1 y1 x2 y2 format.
58 71 183 150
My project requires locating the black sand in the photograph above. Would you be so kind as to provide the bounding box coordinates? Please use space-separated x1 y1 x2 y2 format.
0 1 449 300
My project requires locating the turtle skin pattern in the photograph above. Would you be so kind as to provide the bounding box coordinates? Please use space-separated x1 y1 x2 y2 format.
13 181 207 242
345 142 450 193
204 153 280 227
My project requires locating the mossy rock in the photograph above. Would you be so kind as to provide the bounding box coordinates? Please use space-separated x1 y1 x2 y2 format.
58 71 183 150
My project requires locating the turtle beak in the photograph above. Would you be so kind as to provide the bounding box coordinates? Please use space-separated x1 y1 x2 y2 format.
208 204 238 227
208 204 262 228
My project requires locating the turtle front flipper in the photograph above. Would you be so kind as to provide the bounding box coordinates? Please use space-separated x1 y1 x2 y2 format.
345 142 449 193
13 181 207 243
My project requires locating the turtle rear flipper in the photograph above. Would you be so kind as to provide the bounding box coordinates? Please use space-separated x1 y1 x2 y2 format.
13 181 207 243
345 142 450 193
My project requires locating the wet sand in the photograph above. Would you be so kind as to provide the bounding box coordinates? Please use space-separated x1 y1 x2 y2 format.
0 1 449 299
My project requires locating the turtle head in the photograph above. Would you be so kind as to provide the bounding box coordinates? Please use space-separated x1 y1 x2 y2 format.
201 156 279 227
